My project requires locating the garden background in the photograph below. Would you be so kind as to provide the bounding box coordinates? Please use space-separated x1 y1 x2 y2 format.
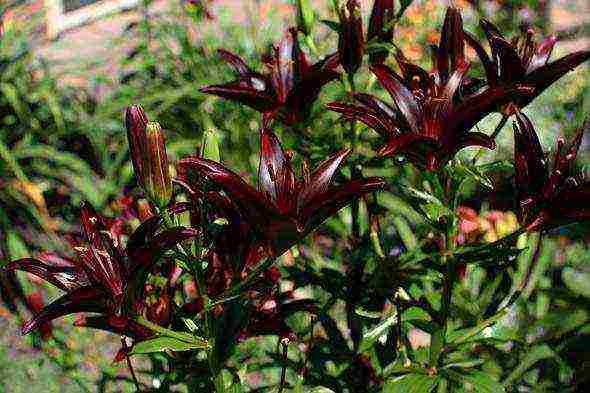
0 0 589 391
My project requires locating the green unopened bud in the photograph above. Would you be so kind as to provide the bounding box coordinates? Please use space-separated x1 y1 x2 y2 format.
296 0 315 36
145 122 172 207
201 129 221 162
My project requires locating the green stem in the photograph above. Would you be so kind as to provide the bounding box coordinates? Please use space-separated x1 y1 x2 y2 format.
159 207 224 391
121 337 142 392
348 72 360 240
430 171 457 367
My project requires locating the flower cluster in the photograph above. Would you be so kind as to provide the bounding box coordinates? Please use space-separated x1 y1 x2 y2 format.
328 6 589 170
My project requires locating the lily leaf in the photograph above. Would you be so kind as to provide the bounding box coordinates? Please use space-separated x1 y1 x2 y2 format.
383 373 439 393
131 336 208 355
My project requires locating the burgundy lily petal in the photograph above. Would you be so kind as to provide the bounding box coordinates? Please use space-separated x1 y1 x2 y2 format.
22 287 110 335
327 99 397 138
489 35 527 81
270 29 296 103
80 201 107 249
352 92 399 122
199 79 277 113
74 315 152 340
177 156 277 223
456 131 496 151
128 227 201 274
79 201 123 301
437 6 465 79
298 148 352 209
371 64 421 132
513 111 548 196
556 183 590 214
441 61 471 112
126 215 161 252
395 55 435 95
527 35 557 73
258 128 297 213
283 66 340 125
452 85 531 133
479 18 504 51
464 30 498 85
218 49 256 76
301 178 385 232
378 132 431 158
524 50 590 101
289 27 311 82
5 257 90 292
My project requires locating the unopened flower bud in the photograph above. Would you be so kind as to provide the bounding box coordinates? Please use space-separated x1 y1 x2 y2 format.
201 128 221 162
125 104 149 183
338 0 364 75
145 122 172 207
368 0 395 64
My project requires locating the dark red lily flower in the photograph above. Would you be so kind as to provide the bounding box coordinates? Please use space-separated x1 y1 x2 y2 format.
367 0 395 64
513 111 590 231
199 28 339 126
329 61 503 170
465 19 590 110
4 202 198 335
177 127 385 261
338 0 364 74
329 6 507 170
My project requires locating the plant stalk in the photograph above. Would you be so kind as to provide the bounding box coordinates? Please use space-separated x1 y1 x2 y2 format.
121 337 141 391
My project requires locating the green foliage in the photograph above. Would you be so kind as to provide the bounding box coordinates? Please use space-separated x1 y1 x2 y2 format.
0 0 589 392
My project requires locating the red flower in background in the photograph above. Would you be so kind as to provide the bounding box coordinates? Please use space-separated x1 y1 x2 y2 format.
200 29 340 126
513 111 590 231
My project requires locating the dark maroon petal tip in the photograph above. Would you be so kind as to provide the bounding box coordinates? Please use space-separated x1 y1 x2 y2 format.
21 287 109 335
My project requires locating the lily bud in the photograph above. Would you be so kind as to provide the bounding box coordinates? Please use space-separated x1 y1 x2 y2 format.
338 0 364 75
201 129 221 162
296 0 314 36
145 122 172 207
125 104 149 184
368 0 395 64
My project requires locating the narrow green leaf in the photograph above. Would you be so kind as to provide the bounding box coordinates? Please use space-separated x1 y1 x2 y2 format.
6 231 29 260
130 336 205 355
447 309 508 346
359 309 398 352
135 317 208 347
383 373 438 393
503 344 555 386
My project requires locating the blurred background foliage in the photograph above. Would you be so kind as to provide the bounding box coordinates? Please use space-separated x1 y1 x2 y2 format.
0 0 588 391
